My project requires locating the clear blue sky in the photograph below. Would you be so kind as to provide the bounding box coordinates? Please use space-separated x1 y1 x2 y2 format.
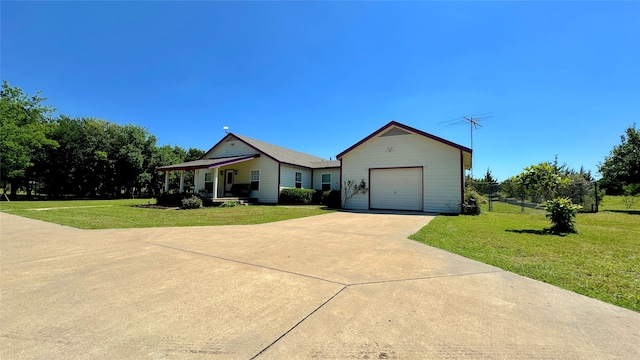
3 1 639 181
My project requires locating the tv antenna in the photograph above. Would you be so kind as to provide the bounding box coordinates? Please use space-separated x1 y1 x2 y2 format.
440 113 491 177
223 126 229 134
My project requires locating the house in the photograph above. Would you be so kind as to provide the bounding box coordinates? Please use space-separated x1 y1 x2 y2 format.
157 121 472 213
156 133 341 203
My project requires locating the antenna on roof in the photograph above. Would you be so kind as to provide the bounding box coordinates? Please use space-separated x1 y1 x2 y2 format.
223 126 229 134
440 113 492 178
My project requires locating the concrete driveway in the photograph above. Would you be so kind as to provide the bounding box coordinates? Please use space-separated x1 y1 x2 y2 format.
1 211 638 359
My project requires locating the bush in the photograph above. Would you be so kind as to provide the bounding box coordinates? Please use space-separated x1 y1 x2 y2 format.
462 186 482 215
544 197 581 233
181 195 203 209
220 200 239 207
156 192 190 207
279 188 316 205
321 190 341 208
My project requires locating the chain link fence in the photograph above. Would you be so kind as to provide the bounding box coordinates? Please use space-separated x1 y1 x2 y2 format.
470 181 601 214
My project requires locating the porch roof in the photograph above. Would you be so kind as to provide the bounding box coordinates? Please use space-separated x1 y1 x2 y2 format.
156 154 260 172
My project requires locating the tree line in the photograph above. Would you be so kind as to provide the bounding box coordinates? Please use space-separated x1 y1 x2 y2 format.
1 81 203 199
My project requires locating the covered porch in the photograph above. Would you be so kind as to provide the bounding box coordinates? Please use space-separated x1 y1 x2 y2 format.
156 154 260 200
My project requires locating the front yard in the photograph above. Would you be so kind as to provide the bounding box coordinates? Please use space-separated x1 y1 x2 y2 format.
0 199 333 229
410 198 640 312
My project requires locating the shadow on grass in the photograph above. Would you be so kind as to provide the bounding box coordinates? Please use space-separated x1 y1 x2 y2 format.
505 229 567 237
604 209 640 215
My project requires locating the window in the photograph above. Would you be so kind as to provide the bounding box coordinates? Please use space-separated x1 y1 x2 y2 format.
295 172 302 188
250 170 260 191
204 172 213 193
321 173 331 191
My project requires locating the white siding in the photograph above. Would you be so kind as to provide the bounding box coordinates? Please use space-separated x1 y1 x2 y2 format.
312 168 341 191
203 138 257 158
340 130 462 213
280 165 312 189
194 155 280 203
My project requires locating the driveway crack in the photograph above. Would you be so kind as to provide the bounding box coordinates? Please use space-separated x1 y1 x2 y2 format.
348 270 505 286
145 242 346 286
250 286 348 359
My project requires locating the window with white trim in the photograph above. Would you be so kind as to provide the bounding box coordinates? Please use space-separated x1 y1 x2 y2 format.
204 172 213 193
250 170 260 191
321 173 331 191
295 172 302 188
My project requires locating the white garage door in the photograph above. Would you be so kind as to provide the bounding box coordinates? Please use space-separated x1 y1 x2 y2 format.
370 167 423 211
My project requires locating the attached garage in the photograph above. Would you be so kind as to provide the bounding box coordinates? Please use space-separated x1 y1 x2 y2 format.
369 167 423 211
337 121 472 213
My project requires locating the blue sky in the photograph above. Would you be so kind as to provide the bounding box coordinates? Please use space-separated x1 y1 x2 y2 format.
3 1 639 181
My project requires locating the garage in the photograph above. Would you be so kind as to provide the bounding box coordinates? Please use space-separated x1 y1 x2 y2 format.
369 167 423 211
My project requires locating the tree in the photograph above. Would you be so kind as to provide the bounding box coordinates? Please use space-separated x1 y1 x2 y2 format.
598 125 640 195
516 159 572 202
0 81 58 198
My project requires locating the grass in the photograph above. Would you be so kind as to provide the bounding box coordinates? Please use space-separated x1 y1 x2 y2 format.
410 196 640 312
0 199 333 229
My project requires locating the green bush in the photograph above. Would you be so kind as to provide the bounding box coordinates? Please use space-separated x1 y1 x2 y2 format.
156 192 190 207
279 188 316 205
321 190 341 208
220 200 239 207
544 197 581 233
181 195 203 209
462 186 482 215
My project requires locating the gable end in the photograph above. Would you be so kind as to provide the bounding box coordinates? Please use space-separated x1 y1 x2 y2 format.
380 127 411 137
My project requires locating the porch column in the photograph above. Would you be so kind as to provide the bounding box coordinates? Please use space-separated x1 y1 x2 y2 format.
213 168 219 199
179 170 185 192
164 172 169 193
194 169 199 193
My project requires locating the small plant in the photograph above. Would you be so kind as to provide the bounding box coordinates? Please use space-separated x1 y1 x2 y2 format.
220 200 239 207
622 184 640 209
342 179 368 207
181 195 203 209
544 197 581 233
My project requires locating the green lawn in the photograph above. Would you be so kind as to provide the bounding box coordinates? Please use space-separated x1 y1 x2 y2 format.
410 197 640 312
0 199 333 229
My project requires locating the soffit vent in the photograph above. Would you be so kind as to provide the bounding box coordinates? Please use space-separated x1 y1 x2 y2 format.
380 127 411 137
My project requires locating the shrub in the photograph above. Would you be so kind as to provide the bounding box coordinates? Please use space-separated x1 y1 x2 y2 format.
461 185 482 215
321 190 341 208
220 200 239 207
279 188 316 205
156 192 189 207
544 197 581 233
181 195 203 209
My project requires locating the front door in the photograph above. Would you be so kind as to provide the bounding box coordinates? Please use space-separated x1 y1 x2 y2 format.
225 169 234 195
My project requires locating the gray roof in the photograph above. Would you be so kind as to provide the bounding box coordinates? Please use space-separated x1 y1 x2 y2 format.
157 155 258 171
232 133 340 169
310 160 341 168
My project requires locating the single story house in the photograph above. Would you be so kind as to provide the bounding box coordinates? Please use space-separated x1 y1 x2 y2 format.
157 121 472 213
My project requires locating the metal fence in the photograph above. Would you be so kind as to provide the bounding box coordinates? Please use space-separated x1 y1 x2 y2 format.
470 181 601 214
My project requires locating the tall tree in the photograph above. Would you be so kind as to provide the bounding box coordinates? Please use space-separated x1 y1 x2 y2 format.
0 81 58 198
517 161 570 202
598 125 640 195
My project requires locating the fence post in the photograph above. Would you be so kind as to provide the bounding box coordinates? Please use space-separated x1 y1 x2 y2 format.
520 183 525 214
488 182 493 212
594 181 599 213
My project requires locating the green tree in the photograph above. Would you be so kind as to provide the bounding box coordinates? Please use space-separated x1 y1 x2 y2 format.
598 125 640 195
517 160 570 202
0 81 58 198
